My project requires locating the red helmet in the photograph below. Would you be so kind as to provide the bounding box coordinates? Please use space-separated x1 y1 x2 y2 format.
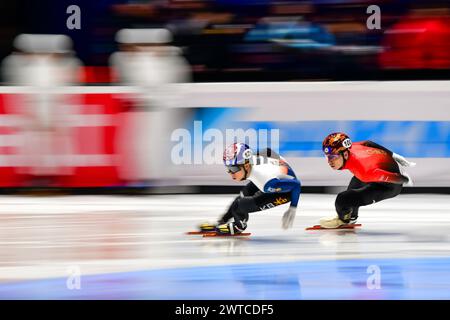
323 132 352 156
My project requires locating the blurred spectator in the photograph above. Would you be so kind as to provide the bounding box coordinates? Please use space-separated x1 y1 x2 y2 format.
379 7 450 70
1 34 82 181
1 0 449 82
228 1 338 79
110 28 191 185
2 34 81 89
111 28 190 94
244 16 335 48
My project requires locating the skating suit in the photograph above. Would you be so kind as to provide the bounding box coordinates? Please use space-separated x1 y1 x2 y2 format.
247 153 301 208
341 141 409 185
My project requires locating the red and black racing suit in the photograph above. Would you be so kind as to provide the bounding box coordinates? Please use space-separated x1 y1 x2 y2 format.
336 141 409 222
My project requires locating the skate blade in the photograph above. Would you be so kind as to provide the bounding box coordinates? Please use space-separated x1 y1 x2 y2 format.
306 224 361 230
186 231 216 235
203 232 251 237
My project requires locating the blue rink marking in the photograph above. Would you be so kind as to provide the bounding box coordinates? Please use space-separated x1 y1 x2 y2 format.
0 257 449 300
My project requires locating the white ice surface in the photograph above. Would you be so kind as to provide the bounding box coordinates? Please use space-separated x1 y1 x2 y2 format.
0 194 449 281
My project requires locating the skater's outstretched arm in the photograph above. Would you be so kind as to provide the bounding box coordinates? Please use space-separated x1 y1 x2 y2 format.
263 178 301 229
219 196 239 223
263 178 301 208
219 182 259 223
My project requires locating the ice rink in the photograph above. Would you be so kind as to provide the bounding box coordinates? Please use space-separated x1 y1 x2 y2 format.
0 193 449 299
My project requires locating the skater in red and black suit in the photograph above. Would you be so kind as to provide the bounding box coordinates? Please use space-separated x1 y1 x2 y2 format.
320 132 416 228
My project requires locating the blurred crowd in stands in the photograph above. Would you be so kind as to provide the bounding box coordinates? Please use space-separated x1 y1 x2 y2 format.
0 0 447 189
0 0 449 83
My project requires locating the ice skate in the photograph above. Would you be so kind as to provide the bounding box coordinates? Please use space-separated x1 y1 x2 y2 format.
319 216 348 229
216 222 244 235
199 222 218 232
186 222 218 235
349 215 358 224
306 216 361 230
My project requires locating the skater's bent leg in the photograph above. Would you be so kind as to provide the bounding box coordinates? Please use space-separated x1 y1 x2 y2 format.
253 192 291 211
345 176 367 220
336 183 402 222
220 182 259 223
229 196 256 230
229 191 292 231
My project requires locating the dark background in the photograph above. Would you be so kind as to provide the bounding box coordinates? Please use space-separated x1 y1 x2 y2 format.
1 0 449 82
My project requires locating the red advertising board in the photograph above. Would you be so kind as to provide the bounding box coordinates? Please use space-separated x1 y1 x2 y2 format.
0 92 132 187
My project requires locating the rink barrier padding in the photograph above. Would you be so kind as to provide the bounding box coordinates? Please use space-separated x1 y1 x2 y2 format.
0 81 449 188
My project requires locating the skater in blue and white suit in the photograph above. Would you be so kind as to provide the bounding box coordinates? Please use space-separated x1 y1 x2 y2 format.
199 143 301 235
